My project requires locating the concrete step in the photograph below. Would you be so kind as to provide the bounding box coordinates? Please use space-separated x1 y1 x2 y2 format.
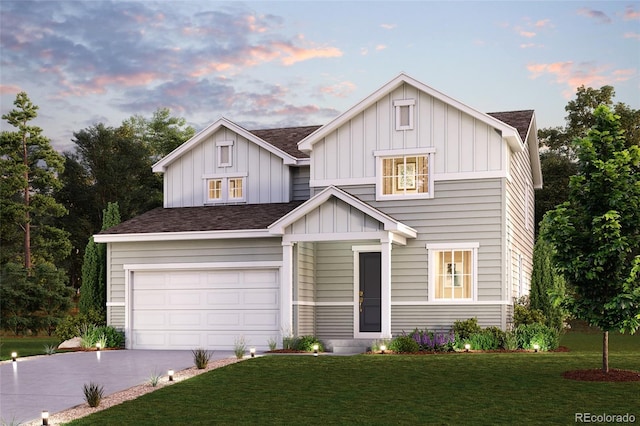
325 339 371 354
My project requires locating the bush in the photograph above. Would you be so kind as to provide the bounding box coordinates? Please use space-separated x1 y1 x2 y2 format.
513 296 546 328
83 382 104 407
192 348 212 369
409 329 455 352
55 309 105 341
467 328 504 350
453 318 482 341
514 323 560 351
234 336 247 359
504 330 518 350
96 325 124 348
292 335 324 352
390 335 420 353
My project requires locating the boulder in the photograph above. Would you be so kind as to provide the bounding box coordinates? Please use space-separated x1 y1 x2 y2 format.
58 337 82 349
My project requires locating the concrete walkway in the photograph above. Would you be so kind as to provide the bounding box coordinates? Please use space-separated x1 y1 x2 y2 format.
0 349 234 424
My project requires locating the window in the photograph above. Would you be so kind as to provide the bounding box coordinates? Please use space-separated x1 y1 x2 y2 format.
375 150 433 200
217 141 233 167
205 175 246 203
428 243 478 301
394 99 415 130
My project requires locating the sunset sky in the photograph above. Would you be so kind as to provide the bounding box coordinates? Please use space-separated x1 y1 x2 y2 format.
1 1 638 152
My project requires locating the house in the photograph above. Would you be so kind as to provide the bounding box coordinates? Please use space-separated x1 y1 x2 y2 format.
94 73 542 351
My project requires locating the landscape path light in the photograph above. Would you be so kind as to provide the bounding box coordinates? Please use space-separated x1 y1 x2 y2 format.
250 348 256 358
42 410 49 426
533 344 540 353
380 344 386 354
11 352 17 362
464 344 471 352
168 369 174 381
313 344 319 357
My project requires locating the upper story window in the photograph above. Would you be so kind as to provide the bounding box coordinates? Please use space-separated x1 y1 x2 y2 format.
394 99 415 130
427 243 479 302
217 140 233 167
204 173 246 203
374 149 434 200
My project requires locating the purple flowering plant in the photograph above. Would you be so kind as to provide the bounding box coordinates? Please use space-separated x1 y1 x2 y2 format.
404 328 456 352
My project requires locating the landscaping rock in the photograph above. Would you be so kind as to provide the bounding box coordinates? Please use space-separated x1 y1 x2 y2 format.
58 337 81 349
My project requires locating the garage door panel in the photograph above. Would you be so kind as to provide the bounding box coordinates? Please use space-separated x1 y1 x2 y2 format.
132 268 280 350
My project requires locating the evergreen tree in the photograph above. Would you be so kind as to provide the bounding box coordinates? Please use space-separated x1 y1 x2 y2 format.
530 237 566 331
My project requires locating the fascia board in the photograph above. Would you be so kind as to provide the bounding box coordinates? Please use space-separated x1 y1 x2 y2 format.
93 229 274 243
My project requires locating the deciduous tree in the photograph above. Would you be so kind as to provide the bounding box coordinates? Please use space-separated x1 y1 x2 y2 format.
542 105 640 373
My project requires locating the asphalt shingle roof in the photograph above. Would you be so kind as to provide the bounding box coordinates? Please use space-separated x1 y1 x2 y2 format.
487 110 534 142
100 202 303 234
250 125 321 159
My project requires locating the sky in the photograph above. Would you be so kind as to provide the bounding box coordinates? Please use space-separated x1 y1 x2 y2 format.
1 1 638 153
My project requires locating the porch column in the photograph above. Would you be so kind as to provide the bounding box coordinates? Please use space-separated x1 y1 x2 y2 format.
280 241 294 337
381 234 393 338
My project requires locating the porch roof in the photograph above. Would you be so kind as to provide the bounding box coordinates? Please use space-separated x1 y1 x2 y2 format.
268 186 417 243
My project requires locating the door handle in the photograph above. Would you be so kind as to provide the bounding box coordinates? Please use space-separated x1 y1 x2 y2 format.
359 291 364 312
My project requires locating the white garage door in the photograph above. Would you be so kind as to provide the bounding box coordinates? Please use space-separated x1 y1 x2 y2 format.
131 269 280 350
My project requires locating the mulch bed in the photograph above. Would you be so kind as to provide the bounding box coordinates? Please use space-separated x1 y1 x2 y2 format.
563 369 640 382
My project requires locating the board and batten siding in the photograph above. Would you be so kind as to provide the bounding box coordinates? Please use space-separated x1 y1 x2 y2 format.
163 126 291 207
105 238 283 329
310 82 505 185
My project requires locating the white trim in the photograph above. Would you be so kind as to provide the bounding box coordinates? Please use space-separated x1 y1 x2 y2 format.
123 261 283 271
298 73 523 153
309 177 376 187
391 300 512 306
281 242 294 341
153 117 300 172
202 172 248 179
353 245 385 339
352 244 382 252
427 243 479 302
204 176 246 204
216 140 233 167
105 302 125 307
394 99 415 130
283 232 388 244
94 229 274 243
374 147 435 157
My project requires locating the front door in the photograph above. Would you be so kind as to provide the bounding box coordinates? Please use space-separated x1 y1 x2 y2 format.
359 252 381 333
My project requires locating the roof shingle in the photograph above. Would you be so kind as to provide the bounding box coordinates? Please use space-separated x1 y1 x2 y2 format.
250 125 320 159
487 110 534 142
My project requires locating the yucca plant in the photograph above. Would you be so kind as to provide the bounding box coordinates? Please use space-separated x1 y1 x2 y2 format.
233 336 247 359
43 344 57 355
83 382 104 407
192 348 212 369
148 372 161 387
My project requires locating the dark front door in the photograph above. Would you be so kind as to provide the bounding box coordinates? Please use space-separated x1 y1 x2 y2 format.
359 252 381 332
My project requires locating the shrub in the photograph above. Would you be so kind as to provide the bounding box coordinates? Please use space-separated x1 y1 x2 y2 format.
409 329 455 352
513 296 546 327
267 337 277 351
390 335 420 353
83 382 104 407
148 372 161 387
504 330 518 350
453 318 482 341
371 339 392 352
55 309 105 341
293 335 324 352
43 344 57 355
79 323 100 349
467 328 503 351
95 325 124 348
192 348 212 369
515 323 560 351
234 336 247 359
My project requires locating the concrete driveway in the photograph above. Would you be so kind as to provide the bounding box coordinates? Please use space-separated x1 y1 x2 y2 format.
0 349 234 424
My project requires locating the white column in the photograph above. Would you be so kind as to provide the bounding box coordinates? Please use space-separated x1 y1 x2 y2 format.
280 242 294 338
381 234 393 338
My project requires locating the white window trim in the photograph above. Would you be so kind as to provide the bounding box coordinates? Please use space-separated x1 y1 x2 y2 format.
216 140 234 167
374 150 435 201
427 242 479 303
203 175 247 204
394 99 415 130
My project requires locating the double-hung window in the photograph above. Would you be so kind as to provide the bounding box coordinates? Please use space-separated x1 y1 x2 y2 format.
204 174 246 203
375 149 434 200
427 243 478 302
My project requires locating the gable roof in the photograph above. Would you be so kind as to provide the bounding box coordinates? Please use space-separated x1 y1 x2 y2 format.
298 72 524 153
487 110 534 142
250 125 320 159
94 202 303 242
269 185 417 240
152 117 304 173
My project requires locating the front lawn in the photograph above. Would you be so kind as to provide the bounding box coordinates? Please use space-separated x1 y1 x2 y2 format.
67 332 639 425
0 336 62 361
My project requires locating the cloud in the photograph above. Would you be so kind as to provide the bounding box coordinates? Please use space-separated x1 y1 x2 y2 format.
520 43 543 49
577 8 612 24
527 61 634 97
624 6 640 21
519 30 537 38
375 44 387 51
318 81 357 98
273 39 343 66
624 32 640 40
534 19 553 28
0 84 22 95
380 23 396 30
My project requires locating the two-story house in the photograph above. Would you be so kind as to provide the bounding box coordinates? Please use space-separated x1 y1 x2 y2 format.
95 73 542 351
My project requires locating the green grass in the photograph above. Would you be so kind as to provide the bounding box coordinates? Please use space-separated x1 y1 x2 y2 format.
67 332 639 426
0 336 62 360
